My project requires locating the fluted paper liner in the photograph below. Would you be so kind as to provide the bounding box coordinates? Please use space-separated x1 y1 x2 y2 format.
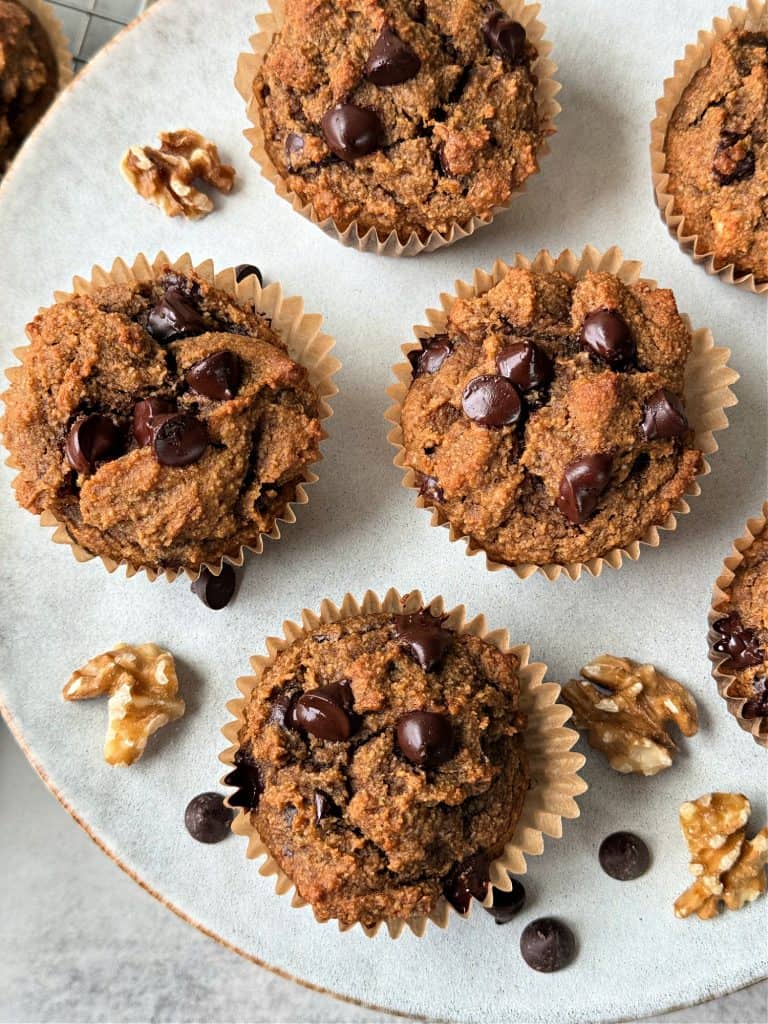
709 502 768 748
235 0 560 256
651 0 768 293
220 588 586 938
20 0 74 92
2 252 340 582
386 245 739 581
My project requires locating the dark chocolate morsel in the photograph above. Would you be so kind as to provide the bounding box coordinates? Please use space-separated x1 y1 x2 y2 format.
152 413 208 467
743 676 768 719
393 609 453 671
147 287 207 342
462 374 523 428
443 853 490 914
321 103 384 162
365 27 421 85
496 341 554 391
292 681 354 741
132 397 176 447
520 918 576 972
641 388 688 441
713 131 756 185
190 564 236 610
235 264 263 286
485 878 526 924
712 613 765 669
556 453 613 525
598 832 650 881
416 472 444 504
396 711 454 768
184 792 233 843
483 11 526 62
224 750 263 810
580 309 636 369
412 339 453 378
186 350 243 401
314 790 341 824
65 415 122 474
268 691 297 728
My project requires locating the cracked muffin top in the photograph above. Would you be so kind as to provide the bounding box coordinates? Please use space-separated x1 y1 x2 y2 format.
0 0 59 173
399 267 703 568
253 0 545 240
664 21 768 282
1 267 322 573
227 607 528 928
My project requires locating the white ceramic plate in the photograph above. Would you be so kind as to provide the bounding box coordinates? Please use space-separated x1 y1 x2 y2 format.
0 1 766 1021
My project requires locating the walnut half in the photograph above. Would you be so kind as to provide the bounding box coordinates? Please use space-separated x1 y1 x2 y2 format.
561 654 698 775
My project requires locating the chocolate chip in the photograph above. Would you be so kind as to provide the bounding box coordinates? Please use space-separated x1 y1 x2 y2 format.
321 103 384 162
190 564 236 610
641 388 688 441
520 918 576 972
292 681 354 741
285 132 304 158
713 132 755 185
496 341 554 391
268 691 297 728
485 878 526 924
314 790 341 824
152 412 207 467
743 676 768 719
184 792 233 843
599 832 650 881
365 27 421 85
65 415 122 474
186 351 243 401
462 374 523 428
443 853 490 914
484 11 526 62
410 339 452 378
556 453 613 525
132 397 176 447
235 264 263 286
416 472 444 503
393 609 453 671
580 309 636 369
396 711 454 768
224 749 263 810
147 287 207 342
712 613 765 669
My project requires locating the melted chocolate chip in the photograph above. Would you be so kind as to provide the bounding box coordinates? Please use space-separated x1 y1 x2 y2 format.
321 103 384 161
147 288 207 342
496 341 554 391
712 613 765 669
314 790 341 824
743 676 768 719
556 453 613 525
269 691 297 728
396 711 454 767
462 374 523 428
224 750 263 810
184 792 233 843
713 131 756 185
235 264 263 286
485 878 526 924
393 609 453 671
416 472 444 503
186 351 243 401
599 832 650 880
292 681 354 741
580 309 636 369
190 564 236 610
484 11 526 62
365 27 421 85
152 413 207 467
411 339 452 378
285 132 304 161
520 918 576 972
65 415 122 474
443 853 490 914
641 388 688 441
132 397 176 447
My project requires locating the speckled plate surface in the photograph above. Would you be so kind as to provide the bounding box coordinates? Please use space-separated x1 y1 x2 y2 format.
0 1 766 1022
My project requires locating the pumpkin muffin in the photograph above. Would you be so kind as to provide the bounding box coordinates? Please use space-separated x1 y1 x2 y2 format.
1 266 323 573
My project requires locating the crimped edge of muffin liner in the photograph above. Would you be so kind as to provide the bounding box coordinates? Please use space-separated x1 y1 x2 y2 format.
219 587 587 938
650 0 768 294
234 0 561 256
385 245 739 581
19 0 75 92
708 501 768 748
1 251 340 582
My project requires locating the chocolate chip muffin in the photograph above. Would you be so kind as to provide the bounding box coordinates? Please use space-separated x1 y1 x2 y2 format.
251 0 547 241
226 606 528 928
0 0 59 173
1 266 323 574
663 20 768 282
398 265 703 569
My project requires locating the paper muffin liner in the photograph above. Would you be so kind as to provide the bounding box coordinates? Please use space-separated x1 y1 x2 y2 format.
708 502 768 748
20 0 74 92
235 0 561 257
385 245 739 581
2 252 340 583
220 587 586 938
650 0 768 293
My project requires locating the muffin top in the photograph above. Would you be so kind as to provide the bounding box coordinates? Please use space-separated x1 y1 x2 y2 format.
399 267 703 568
664 22 768 282
254 0 544 240
1 267 322 572
0 0 58 173
228 607 528 928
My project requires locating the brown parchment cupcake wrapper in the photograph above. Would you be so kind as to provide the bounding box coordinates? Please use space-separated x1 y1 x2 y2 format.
2 251 340 583
21 0 74 92
234 0 561 257
385 245 739 582
650 0 768 293
708 502 768 748
219 587 586 939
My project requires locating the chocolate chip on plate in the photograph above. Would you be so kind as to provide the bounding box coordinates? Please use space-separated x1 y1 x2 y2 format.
393 609 453 671
223 750 263 810
520 918 576 972
184 792 233 844
462 374 523 428
314 790 341 824
484 11 526 62
599 832 650 881
365 26 421 85
443 853 490 914
292 680 354 741
147 287 207 342
234 264 263 286
132 397 176 447
496 341 554 391
641 388 689 441
191 564 236 610
65 414 122 474
186 351 243 401
556 453 613 525
712 613 765 669
321 103 384 162
580 309 636 369
152 412 208 467
396 711 454 768
485 878 526 924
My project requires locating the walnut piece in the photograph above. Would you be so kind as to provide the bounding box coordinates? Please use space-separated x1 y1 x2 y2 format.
121 129 236 220
63 643 185 766
674 793 768 920
561 654 698 775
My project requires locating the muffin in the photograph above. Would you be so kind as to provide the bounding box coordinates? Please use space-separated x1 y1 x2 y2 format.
225 605 529 929
2 264 324 575
396 263 705 571
246 0 552 246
